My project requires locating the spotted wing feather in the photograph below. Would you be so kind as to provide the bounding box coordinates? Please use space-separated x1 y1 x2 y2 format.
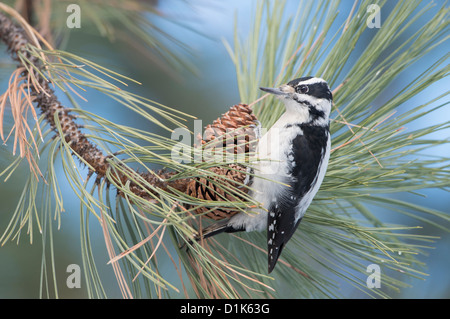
267 200 301 273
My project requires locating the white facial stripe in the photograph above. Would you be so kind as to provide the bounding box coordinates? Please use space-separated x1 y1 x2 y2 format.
293 93 316 105
297 77 326 86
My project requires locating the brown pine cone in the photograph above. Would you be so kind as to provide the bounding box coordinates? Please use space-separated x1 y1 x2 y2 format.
188 104 259 220
186 164 250 220
197 104 259 156
129 104 259 220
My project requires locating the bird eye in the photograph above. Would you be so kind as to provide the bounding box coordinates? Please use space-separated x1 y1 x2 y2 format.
297 85 309 94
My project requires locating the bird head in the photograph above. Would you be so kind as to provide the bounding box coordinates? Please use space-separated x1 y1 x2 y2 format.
260 76 332 125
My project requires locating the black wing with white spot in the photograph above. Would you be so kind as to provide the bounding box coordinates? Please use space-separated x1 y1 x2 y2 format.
267 124 329 273
267 199 301 273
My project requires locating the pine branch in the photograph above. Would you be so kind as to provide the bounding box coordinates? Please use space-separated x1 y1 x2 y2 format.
0 7 266 297
0 1 448 299
0 10 189 192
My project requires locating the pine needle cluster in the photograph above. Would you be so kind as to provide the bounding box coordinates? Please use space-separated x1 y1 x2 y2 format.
0 0 448 298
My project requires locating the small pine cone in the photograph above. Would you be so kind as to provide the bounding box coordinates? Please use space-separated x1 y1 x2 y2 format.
188 104 260 220
197 104 259 155
186 164 250 220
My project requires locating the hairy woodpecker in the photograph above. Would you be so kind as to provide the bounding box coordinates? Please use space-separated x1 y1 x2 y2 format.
197 76 332 273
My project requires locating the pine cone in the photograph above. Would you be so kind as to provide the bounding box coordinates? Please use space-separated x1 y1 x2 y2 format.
188 104 259 220
197 104 259 155
127 104 259 220
186 164 250 220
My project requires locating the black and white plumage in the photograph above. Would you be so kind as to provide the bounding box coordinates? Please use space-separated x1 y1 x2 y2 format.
197 76 332 273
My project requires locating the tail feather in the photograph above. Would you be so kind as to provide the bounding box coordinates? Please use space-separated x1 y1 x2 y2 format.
182 219 244 248
181 220 226 248
197 219 233 240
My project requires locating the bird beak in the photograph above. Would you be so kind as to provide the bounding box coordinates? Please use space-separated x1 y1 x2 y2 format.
259 84 294 96
259 87 286 96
